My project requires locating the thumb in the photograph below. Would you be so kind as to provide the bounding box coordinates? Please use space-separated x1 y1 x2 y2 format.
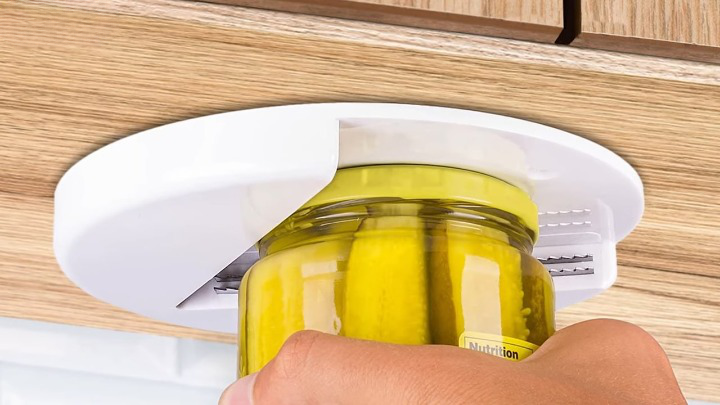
220 330 492 405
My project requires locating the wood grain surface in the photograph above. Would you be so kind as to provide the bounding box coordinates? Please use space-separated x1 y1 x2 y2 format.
575 0 720 63
1 0 719 400
202 0 564 43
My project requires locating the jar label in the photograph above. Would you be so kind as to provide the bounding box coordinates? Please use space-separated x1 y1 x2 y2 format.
459 332 539 361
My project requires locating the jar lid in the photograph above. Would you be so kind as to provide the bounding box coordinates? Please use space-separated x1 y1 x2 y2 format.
301 165 538 238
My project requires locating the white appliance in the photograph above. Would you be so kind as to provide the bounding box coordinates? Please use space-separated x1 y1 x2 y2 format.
53 103 644 333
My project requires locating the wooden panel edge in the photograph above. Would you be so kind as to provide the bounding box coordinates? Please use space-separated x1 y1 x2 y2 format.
574 32 720 65
198 0 562 43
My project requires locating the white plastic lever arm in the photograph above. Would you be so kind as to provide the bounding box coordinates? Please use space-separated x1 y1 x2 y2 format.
54 106 340 332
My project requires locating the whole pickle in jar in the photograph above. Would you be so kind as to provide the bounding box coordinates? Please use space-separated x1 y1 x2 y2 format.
342 205 430 344
242 239 350 373
429 221 532 344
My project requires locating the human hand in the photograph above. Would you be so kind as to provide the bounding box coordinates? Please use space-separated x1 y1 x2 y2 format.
220 319 684 404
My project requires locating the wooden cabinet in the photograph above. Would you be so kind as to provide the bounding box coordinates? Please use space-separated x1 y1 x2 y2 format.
1 0 719 401
207 0 565 42
575 0 720 63
204 0 720 62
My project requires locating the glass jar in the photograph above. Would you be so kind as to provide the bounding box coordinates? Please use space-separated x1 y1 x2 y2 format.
238 165 555 376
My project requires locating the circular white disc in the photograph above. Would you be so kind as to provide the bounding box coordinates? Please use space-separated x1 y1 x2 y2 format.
54 103 643 333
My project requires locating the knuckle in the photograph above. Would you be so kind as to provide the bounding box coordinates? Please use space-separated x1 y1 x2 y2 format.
272 330 323 380
589 319 663 352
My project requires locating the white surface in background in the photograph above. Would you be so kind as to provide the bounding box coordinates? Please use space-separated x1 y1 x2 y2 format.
0 317 235 405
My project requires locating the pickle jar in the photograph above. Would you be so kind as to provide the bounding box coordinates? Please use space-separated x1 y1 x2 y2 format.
238 165 555 376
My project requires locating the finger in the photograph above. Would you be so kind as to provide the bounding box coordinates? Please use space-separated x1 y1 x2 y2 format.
234 330 512 405
219 373 256 405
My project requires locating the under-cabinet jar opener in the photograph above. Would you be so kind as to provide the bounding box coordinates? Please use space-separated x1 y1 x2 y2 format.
53 103 644 333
